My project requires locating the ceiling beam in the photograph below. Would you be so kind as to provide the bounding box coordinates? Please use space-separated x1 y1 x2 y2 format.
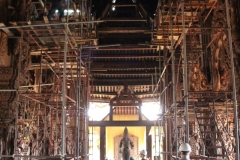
91 91 159 96
89 120 155 126
98 33 151 38
98 28 151 34
0 23 14 36
91 54 160 58
93 47 157 50
90 71 157 75
91 61 159 70
102 18 147 22
91 79 152 86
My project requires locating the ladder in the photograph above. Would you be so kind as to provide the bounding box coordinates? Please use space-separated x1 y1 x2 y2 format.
194 102 230 159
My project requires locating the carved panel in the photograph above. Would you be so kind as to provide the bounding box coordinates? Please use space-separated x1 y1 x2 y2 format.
188 63 210 91
0 31 8 58
0 31 11 67
211 3 230 91
0 67 14 81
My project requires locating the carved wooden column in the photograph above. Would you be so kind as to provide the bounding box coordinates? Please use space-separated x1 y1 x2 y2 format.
0 31 18 157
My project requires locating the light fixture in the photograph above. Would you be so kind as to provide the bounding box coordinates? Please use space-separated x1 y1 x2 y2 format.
112 6 116 11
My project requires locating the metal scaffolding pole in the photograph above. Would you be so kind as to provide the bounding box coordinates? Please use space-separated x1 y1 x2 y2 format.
225 0 239 159
84 57 91 160
0 20 104 30
158 120 162 160
0 155 62 158
76 46 82 159
181 0 189 143
170 0 178 158
0 89 26 92
61 24 68 159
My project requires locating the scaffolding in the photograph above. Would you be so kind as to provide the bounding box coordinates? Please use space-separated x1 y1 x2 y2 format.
0 0 100 159
152 0 239 159
0 0 239 159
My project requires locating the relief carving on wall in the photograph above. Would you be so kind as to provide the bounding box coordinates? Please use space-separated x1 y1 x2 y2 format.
187 29 211 92
211 3 230 91
0 31 8 54
189 63 210 91
214 113 235 159
230 0 240 54
0 28 32 157
0 31 10 67
13 39 31 87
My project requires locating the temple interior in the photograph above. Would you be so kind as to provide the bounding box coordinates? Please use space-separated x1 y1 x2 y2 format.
0 0 240 159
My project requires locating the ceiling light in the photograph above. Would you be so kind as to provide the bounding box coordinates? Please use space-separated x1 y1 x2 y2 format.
112 6 116 11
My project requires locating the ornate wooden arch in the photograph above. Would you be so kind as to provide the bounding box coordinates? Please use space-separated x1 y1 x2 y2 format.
109 85 142 121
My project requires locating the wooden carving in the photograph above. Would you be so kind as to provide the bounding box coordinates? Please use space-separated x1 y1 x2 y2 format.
0 31 9 66
189 63 210 91
115 131 138 160
211 3 230 91
230 0 240 54
0 31 7 54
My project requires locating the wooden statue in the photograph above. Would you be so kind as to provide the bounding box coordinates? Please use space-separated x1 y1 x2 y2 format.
119 127 134 160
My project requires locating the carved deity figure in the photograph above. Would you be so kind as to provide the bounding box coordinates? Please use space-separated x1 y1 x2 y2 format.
211 5 231 91
119 127 134 160
189 63 210 91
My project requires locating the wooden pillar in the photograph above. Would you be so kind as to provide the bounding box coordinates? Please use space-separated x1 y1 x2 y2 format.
109 105 113 121
100 127 106 160
139 103 142 121
167 118 172 160
146 126 152 159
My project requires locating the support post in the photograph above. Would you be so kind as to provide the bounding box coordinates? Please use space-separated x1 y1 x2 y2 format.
100 127 106 160
139 104 142 121
225 0 239 159
181 0 189 143
61 24 68 159
170 0 178 157
76 46 82 159
110 104 113 121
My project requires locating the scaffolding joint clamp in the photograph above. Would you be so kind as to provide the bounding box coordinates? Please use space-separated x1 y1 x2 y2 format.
60 154 65 159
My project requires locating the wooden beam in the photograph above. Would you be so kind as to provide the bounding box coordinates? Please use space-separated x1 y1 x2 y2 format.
102 18 147 22
27 21 46 45
90 71 156 75
89 120 155 126
91 61 159 70
91 54 160 59
43 16 59 45
91 91 159 96
0 23 14 36
93 47 157 50
98 33 151 38
91 78 152 86
98 28 151 34
110 4 137 7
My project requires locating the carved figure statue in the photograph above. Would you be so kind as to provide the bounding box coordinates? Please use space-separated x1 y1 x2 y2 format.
119 127 134 160
189 63 210 91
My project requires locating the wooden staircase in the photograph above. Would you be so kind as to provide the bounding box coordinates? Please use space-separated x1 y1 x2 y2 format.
194 102 231 159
